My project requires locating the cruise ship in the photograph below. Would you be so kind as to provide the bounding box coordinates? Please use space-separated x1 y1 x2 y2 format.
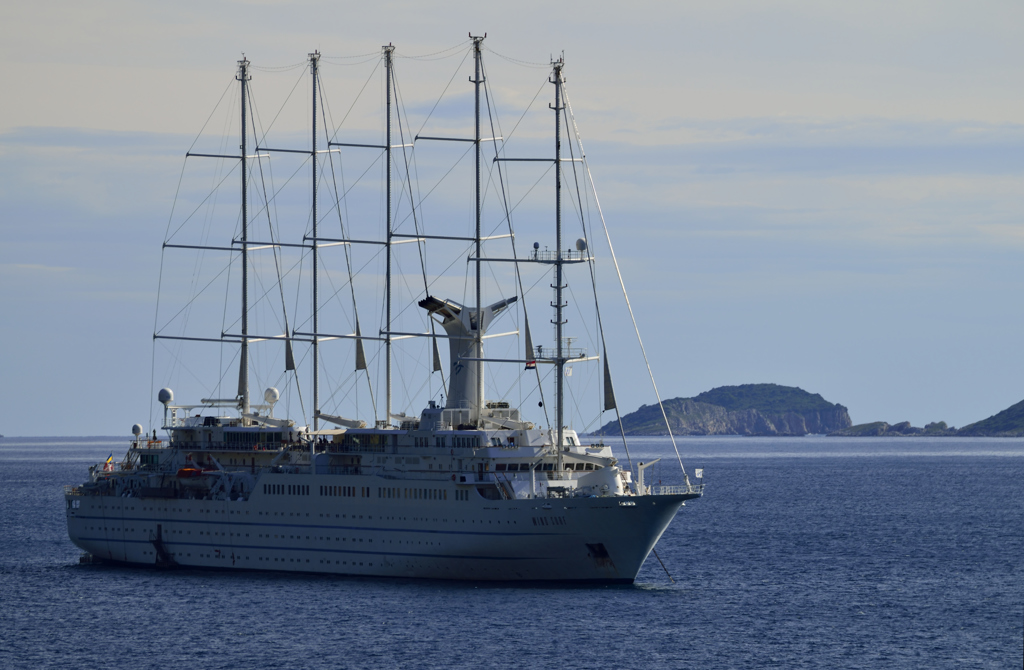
65 39 703 582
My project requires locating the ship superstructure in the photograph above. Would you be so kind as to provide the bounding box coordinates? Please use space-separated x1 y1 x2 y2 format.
65 39 703 582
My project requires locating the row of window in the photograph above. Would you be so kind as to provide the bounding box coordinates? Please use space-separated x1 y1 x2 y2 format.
335 433 485 450
264 484 309 496
494 462 598 472
226 431 284 444
320 485 366 498
378 487 448 501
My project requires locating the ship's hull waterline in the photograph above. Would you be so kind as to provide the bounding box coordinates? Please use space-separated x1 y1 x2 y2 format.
66 481 691 582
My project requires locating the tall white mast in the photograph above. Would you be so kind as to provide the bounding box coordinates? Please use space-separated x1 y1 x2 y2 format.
385 44 395 425
310 50 320 432
472 34 485 425
552 57 565 455
237 56 251 419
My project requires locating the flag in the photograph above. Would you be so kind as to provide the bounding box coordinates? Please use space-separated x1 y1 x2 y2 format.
525 360 536 370
104 453 114 471
695 468 703 479
106 453 113 464
564 366 572 377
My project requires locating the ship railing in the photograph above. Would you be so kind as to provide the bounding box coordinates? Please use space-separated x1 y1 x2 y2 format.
323 466 362 476
327 443 386 454
167 440 291 452
63 485 81 496
655 484 704 496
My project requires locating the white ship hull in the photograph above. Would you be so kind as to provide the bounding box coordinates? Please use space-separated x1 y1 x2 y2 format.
67 476 688 582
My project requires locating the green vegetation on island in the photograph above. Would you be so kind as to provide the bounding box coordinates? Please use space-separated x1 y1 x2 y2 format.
957 399 1024 436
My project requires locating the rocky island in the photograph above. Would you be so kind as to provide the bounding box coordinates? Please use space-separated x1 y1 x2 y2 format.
829 421 957 437
594 383 852 436
948 399 1024 437
826 399 1024 437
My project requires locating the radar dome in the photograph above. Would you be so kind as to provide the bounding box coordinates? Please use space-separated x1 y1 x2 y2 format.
158 388 173 405
533 242 540 250
132 424 143 436
575 238 587 252
264 387 280 404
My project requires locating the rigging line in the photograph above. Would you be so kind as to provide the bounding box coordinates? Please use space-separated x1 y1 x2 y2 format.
396 39 471 60
483 57 550 427
320 74 377 420
186 76 236 155
320 55 380 67
389 142 475 232
559 100 609 439
165 162 240 242
319 365 359 411
316 150 385 216
250 61 307 71
251 111 296 371
155 337 228 395
322 51 380 61
413 46 472 138
326 59 381 143
156 260 233 335
563 85 688 485
248 69 306 148
560 82 634 475
492 77 548 155
246 87 290 337
483 46 551 69
246 153 312 225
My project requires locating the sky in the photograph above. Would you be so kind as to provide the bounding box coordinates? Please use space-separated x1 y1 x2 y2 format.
2 1 1024 436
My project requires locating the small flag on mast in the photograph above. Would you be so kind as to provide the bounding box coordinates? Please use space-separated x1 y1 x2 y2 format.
695 468 704 479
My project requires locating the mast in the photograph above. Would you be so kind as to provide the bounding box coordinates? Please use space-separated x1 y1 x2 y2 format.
237 56 251 419
385 44 395 426
552 57 565 455
472 34 485 425
310 50 320 432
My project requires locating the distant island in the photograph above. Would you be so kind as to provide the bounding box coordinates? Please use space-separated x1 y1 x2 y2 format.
833 398 1024 437
592 384 1024 437
593 384 852 436
829 421 957 437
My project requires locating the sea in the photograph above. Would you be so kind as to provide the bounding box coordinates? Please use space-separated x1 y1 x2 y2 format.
0 435 1021 669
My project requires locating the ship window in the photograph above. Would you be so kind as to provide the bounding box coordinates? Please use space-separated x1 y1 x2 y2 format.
495 463 506 471
542 463 553 471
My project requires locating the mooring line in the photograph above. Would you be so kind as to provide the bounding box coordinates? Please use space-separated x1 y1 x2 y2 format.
653 549 675 584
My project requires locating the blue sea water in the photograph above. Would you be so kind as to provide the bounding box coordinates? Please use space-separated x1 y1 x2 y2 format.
0 435 1021 669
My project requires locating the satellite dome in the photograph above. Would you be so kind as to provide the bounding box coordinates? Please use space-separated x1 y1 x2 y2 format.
575 238 587 251
533 242 540 250
264 387 280 404
132 424 143 436
158 388 173 405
